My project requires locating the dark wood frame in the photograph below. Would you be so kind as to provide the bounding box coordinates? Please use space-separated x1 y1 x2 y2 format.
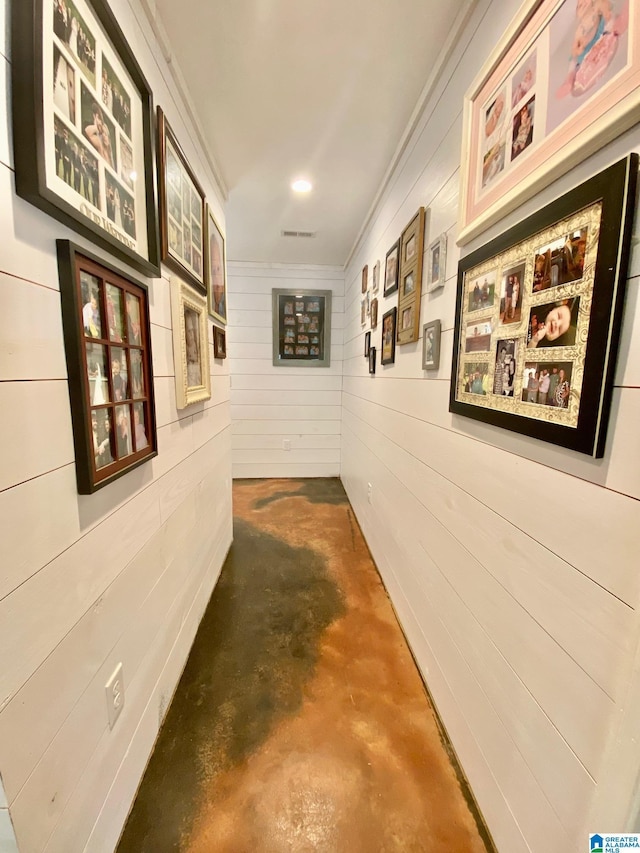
384 239 400 296
397 207 426 345
364 331 371 358
368 347 377 375
57 240 157 493
12 0 161 276
157 107 206 294
214 326 227 359
371 297 378 329
206 205 227 323
361 264 368 294
381 306 397 365
449 154 638 458
272 288 332 367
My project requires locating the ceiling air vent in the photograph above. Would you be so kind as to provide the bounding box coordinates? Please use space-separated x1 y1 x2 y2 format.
281 230 316 238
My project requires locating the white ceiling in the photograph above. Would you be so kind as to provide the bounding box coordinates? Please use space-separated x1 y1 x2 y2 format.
152 0 471 266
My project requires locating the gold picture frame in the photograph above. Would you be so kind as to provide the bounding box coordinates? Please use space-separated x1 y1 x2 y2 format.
170 275 211 408
396 207 425 345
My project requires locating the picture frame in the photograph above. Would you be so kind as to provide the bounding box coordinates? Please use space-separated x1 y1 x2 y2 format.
56 240 157 493
12 0 161 276
426 233 447 292
213 326 227 359
458 0 639 245
422 320 442 370
397 207 426 345
206 206 227 324
272 288 332 367
381 307 397 365
450 154 637 458
372 260 380 293
360 297 366 327
361 264 368 294
364 330 371 358
369 347 377 375
170 275 211 408
384 239 400 296
158 108 206 294
371 297 378 329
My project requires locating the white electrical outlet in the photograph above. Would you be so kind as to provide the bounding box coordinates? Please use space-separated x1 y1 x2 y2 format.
283 439 291 451
367 482 373 503
105 663 125 729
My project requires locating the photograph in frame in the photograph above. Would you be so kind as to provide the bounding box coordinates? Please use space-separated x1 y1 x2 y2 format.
368 346 376 375
384 240 399 296
397 207 426 345
426 233 447 292
361 265 368 294
170 274 211 408
372 260 380 293
206 206 227 324
364 330 371 358
13 0 160 275
422 320 441 370
450 154 638 457
272 288 332 368
213 326 227 359
381 307 397 365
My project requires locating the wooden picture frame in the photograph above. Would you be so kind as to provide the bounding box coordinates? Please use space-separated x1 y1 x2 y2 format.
381 306 397 365
371 297 379 329
369 346 377 375
450 154 637 458
426 233 447 292
364 330 371 358
397 207 426 345
422 320 441 370
170 275 211 408
206 206 227 324
56 240 157 493
384 239 400 296
213 326 227 359
361 264 368 293
158 108 206 294
13 0 161 276
272 288 332 367
458 0 639 245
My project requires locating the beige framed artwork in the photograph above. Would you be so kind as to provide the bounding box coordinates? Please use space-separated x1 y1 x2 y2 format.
170 275 211 408
457 0 638 245
396 207 425 345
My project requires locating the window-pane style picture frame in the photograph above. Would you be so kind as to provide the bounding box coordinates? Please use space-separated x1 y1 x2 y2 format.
13 0 161 276
56 240 157 493
397 207 426 345
206 206 227 324
272 289 332 367
381 306 397 365
450 154 638 458
158 108 206 294
170 275 212 408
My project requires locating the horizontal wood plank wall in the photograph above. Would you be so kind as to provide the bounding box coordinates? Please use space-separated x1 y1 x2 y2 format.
0 0 233 851
340 0 640 851
227 262 344 478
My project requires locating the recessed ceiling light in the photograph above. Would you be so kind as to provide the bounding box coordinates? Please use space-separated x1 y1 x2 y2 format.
292 179 312 193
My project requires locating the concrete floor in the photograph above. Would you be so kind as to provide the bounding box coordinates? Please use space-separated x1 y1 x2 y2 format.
117 478 493 852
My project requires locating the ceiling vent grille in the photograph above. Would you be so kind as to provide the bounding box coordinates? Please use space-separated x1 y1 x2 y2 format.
281 230 316 238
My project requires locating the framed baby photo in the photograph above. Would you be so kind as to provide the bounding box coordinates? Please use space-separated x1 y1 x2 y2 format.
158 108 206 294
56 240 157 493
450 154 637 458
207 206 227 324
458 0 640 245
213 326 227 359
426 234 447 292
13 0 161 276
397 207 426 345
272 288 332 367
422 320 441 370
384 239 400 296
381 306 397 366
170 275 211 408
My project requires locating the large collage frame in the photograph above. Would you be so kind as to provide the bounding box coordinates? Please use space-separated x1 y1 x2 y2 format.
449 155 637 458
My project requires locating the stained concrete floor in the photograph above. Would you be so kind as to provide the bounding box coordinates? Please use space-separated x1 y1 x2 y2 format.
117 478 493 853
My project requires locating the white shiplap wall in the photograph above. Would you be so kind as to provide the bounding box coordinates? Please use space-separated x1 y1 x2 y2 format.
227 262 344 478
0 0 233 851
341 1 640 851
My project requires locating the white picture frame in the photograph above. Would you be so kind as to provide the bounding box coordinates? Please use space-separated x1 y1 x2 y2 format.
170 275 211 408
426 233 447 292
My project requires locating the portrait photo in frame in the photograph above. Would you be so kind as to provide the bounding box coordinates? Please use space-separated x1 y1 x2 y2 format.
397 207 426 345
371 297 379 329
170 275 211 408
13 0 160 276
206 206 227 324
426 234 447 292
422 320 442 370
213 326 227 360
272 288 332 368
384 239 400 296
450 154 637 458
381 306 397 365
56 240 157 493
158 108 206 294
458 0 639 245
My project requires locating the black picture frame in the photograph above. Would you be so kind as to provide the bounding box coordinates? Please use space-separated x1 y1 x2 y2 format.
214 326 227 360
384 239 400 296
381 306 397 365
12 0 161 276
157 107 206 294
272 288 332 367
369 347 377 375
364 331 371 357
449 154 638 458
57 240 158 493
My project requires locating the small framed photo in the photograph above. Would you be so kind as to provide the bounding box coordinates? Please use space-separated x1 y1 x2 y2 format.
366 290 371 317
213 326 227 359
56 240 157 493
206 206 227 324
158 108 206 294
273 288 332 367
397 208 426 345
360 297 366 327
364 330 371 357
361 264 368 293
13 0 161 276
426 234 447 292
381 307 397 365
371 297 378 329
422 319 442 370
368 346 376 375
170 275 211 408
372 260 380 293
384 240 400 296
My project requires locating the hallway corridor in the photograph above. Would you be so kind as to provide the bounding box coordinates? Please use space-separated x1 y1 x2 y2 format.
117 479 492 852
